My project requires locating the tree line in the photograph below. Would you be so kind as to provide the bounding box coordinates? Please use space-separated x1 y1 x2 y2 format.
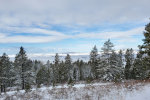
0 21 150 92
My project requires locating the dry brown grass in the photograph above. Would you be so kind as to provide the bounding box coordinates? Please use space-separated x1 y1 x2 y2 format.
1 80 150 100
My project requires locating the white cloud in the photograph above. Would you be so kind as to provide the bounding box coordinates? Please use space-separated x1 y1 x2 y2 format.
5 27 64 36
0 33 6 38
0 0 148 48
0 33 70 43
0 0 149 27
0 26 144 43
74 27 144 39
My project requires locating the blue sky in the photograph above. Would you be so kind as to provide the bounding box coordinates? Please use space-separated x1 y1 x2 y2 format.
0 0 149 55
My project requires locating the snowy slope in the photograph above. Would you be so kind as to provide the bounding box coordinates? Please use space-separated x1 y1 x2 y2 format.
0 81 150 100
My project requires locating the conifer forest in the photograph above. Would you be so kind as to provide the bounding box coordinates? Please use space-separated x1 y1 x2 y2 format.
0 21 150 94
0 0 150 99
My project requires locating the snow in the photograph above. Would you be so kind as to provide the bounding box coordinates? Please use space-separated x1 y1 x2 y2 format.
1 81 150 100
37 82 111 91
72 82 111 88
126 84 150 100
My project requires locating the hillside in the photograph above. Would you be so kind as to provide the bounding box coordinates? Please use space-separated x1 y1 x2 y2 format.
1 80 150 100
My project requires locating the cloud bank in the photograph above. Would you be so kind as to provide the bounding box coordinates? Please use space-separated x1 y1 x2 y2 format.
0 26 144 43
0 0 149 26
0 0 149 53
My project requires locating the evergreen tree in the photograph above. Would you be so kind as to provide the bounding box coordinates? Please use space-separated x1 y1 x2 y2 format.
36 66 49 86
89 45 98 79
65 54 72 68
124 48 134 79
110 51 124 81
101 39 114 67
132 49 145 79
25 59 35 86
58 61 66 83
139 22 150 78
32 60 44 84
101 39 114 54
99 39 115 71
65 54 72 82
55 53 60 65
97 40 123 81
46 60 51 68
14 47 34 89
75 59 84 80
33 60 43 74
52 53 60 84
0 53 14 92
97 39 114 80
118 50 124 68
140 22 150 56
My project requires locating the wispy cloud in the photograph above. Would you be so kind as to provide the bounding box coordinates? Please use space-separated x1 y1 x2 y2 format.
0 26 144 43
0 0 149 54
8 27 64 36
0 0 149 27
0 34 69 43
73 27 144 40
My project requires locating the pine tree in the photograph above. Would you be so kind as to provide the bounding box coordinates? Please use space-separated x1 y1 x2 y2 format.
75 59 84 80
0 53 14 92
132 49 145 79
55 53 60 65
45 60 52 85
97 39 115 81
36 66 49 86
139 22 150 78
46 60 51 68
101 39 114 54
140 22 150 56
33 60 43 74
65 54 72 67
52 53 60 84
110 51 124 81
110 51 118 67
25 59 35 86
14 47 34 89
58 61 66 83
118 50 124 68
97 40 123 81
99 39 115 71
101 39 114 67
32 60 44 84
124 48 134 79
89 45 98 79
65 54 72 82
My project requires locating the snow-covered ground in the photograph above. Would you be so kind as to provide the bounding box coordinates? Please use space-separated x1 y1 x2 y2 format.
0 81 150 100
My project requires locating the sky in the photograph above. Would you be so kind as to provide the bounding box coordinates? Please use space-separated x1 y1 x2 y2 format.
0 0 150 55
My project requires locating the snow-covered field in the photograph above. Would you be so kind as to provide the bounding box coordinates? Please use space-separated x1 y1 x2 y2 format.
0 80 150 100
